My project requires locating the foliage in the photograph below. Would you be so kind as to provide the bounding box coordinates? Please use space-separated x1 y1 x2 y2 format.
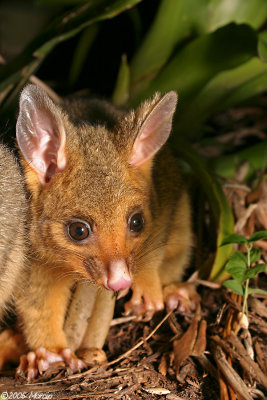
0 0 267 280
221 232 267 319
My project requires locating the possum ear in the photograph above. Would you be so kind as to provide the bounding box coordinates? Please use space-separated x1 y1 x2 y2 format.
129 91 178 167
16 84 67 185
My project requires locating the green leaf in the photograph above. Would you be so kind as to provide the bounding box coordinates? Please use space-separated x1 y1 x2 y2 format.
206 0 267 32
130 0 192 97
244 264 267 280
131 23 258 106
176 58 267 140
223 280 244 296
247 287 267 296
130 0 267 99
225 251 247 283
250 248 261 264
227 251 247 266
248 231 267 243
220 234 247 246
0 0 142 112
258 31 267 62
112 54 130 106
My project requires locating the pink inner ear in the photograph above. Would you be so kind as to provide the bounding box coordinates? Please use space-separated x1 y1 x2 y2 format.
129 91 178 167
16 85 66 185
31 109 66 183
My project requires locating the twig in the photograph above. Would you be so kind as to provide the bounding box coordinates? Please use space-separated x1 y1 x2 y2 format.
211 335 267 389
110 316 136 326
195 279 221 289
193 354 217 379
227 333 267 389
106 310 173 368
212 344 253 400
254 341 267 375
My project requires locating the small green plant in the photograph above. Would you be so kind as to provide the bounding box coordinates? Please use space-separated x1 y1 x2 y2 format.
221 231 267 320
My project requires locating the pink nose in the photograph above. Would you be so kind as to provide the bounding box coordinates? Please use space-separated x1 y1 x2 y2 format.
105 259 132 291
106 276 132 291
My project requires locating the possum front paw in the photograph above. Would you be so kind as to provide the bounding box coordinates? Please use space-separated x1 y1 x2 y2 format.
124 279 164 321
16 347 86 381
163 282 200 313
76 347 107 366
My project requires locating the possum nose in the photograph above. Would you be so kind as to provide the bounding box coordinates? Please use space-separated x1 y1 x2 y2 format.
105 259 132 291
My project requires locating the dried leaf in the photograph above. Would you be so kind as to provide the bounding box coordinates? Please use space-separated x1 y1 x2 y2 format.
192 320 207 356
173 305 201 375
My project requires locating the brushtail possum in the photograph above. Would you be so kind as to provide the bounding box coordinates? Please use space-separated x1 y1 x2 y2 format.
15 84 194 378
0 145 26 322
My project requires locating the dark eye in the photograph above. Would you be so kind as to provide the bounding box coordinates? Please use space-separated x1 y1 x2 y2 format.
68 221 91 241
128 212 144 233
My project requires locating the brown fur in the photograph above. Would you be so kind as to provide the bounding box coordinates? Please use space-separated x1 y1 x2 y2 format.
15 88 191 352
0 145 26 322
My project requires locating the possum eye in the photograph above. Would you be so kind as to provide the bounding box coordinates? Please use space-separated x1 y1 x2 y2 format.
68 221 91 241
128 212 144 234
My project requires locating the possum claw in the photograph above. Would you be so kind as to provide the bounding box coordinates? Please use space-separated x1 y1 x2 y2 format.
124 281 164 321
16 347 86 381
163 282 200 313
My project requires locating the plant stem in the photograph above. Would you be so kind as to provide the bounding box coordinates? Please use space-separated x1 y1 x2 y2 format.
242 279 249 316
242 244 252 317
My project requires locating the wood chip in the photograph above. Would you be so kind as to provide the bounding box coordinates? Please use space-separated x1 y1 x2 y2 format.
194 354 218 379
227 333 267 389
158 353 168 376
248 297 267 319
254 341 267 376
143 387 171 395
212 344 253 400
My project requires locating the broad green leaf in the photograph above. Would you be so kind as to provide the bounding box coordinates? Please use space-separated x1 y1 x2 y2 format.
258 31 267 62
225 265 246 283
250 248 261 264
112 54 130 106
223 280 244 296
225 252 247 283
228 251 247 265
220 69 267 111
131 23 258 106
176 57 267 139
244 264 267 280
247 288 267 296
206 0 267 32
130 0 192 97
0 0 142 112
130 0 267 99
221 234 247 246
248 231 267 243
171 141 234 281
